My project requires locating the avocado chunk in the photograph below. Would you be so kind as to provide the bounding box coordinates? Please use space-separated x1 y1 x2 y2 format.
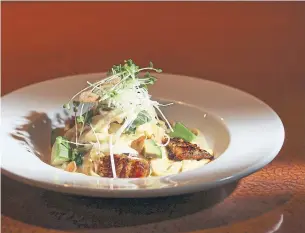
143 139 162 159
51 128 65 146
169 122 196 142
51 136 71 166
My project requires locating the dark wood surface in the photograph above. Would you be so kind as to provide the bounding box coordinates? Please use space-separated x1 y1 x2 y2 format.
2 2 305 233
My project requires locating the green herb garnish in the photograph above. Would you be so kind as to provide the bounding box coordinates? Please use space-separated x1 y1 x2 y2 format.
125 110 151 134
70 148 84 166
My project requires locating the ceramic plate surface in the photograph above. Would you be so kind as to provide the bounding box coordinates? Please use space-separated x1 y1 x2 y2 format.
1 73 285 198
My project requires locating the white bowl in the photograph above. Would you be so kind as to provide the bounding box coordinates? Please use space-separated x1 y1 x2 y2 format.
0 73 285 198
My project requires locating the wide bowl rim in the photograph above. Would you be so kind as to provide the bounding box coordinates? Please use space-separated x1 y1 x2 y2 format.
1 72 285 198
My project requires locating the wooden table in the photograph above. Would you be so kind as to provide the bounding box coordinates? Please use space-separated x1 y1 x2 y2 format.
2 2 305 233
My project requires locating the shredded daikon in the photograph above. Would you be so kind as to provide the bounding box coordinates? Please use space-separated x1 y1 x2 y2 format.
62 60 174 177
109 135 117 178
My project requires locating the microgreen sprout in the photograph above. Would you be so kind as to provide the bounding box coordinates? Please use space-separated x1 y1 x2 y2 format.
89 123 101 154
63 103 71 110
61 60 173 175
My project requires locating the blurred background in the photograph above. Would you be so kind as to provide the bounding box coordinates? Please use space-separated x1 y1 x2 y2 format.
2 2 304 94
2 2 305 233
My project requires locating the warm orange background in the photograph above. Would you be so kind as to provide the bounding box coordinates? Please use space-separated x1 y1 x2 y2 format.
2 2 305 96
2 2 305 233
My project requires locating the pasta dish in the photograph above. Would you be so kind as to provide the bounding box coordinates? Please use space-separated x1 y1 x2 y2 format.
50 60 214 178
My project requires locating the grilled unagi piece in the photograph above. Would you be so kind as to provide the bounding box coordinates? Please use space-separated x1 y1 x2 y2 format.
166 138 214 161
97 154 150 178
